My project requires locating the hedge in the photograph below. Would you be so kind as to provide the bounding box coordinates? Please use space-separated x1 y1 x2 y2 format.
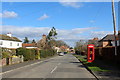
16 48 39 61
40 49 56 58
12 48 56 61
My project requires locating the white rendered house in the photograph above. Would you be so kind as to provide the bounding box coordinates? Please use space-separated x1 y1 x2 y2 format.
0 33 22 49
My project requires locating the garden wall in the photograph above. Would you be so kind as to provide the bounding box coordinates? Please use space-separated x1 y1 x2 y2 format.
0 56 24 67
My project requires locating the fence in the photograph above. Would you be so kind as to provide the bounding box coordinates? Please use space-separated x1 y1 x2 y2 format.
95 46 120 65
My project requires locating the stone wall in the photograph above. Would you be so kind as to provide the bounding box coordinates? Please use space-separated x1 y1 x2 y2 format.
0 55 24 67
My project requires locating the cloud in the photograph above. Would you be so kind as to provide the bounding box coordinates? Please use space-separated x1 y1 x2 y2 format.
90 20 95 23
72 27 97 34
57 27 97 37
59 0 83 8
1 25 97 39
38 14 49 20
1 25 113 46
1 25 51 39
90 31 114 39
0 10 18 18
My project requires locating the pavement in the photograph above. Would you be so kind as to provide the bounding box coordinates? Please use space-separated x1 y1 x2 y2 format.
1 53 96 79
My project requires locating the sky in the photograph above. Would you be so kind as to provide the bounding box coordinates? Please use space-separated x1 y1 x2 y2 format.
0 1 119 47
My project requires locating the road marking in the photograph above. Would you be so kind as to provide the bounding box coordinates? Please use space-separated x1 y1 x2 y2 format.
0 56 60 75
50 63 61 74
0 57 55 75
0 60 43 75
50 66 57 73
58 63 61 65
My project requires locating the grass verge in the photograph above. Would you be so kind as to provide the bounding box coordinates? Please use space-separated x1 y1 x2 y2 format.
74 54 110 72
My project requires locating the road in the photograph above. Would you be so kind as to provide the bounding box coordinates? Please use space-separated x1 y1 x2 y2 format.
1 53 96 79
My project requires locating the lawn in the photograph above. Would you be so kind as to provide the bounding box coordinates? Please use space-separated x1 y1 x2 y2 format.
74 54 110 72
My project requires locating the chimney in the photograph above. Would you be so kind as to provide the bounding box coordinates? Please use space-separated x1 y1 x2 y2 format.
7 33 12 37
93 37 98 40
42 34 47 41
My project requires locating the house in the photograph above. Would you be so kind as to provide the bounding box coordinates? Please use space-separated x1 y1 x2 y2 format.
22 43 38 49
52 46 61 53
0 33 22 49
60 46 69 52
37 34 47 48
52 46 69 53
99 34 119 47
88 37 99 47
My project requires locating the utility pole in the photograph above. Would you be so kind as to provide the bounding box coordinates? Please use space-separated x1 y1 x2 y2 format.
112 0 117 56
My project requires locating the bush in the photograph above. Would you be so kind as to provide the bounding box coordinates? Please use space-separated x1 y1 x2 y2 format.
16 48 56 61
1 48 16 55
16 48 39 61
75 50 81 55
40 49 56 58
1 48 13 58
2 52 11 58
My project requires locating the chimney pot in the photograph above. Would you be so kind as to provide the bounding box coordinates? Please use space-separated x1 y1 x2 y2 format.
7 33 12 37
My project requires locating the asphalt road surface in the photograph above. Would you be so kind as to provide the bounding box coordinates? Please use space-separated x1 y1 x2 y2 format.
1 53 96 79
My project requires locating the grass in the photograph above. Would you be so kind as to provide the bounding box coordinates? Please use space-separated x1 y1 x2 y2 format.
74 54 110 72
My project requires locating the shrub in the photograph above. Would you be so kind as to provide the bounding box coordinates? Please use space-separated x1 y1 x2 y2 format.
16 48 38 61
40 49 56 58
1 48 13 58
2 52 11 58
16 48 56 61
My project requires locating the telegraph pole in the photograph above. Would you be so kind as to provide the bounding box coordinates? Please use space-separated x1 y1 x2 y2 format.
112 0 117 56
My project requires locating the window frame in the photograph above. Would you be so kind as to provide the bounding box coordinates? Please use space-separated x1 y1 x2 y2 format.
0 41 3 45
10 42 12 46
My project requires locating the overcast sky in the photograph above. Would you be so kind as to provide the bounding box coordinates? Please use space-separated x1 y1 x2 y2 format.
1 1 119 47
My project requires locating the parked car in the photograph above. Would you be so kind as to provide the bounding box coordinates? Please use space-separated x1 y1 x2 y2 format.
58 52 64 56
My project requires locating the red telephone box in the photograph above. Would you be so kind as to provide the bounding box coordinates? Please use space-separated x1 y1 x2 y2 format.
87 44 95 62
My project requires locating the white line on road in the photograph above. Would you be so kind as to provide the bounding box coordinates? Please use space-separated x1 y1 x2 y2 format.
50 66 57 73
50 63 61 74
1 56 60 75
0 60 43 75
58 63 61 65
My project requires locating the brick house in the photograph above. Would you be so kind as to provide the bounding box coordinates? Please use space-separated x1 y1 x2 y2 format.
88 37 99 47
99 34 119 47
37 34 47 48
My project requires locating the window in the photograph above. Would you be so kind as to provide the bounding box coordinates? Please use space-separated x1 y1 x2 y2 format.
0 41 3 45
17 43 19 46
10 42 12 46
